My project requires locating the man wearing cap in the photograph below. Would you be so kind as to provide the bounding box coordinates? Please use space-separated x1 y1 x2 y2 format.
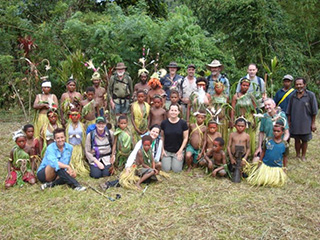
236 63 266 107
206 59 230 96
286 77 318 161
178 64 197 118
160 61 183 108
91 72 107 117
108 62 133 117
33 80 59 138
274 74 295 112
60 76 83 126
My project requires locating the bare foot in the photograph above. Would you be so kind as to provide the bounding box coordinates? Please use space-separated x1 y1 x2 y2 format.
135 183 142 190
295 154 301 159
186 166 192 173
301 156 306 161
212 171 217 178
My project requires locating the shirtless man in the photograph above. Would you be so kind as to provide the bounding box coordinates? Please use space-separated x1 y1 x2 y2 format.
185 112 207 172
91 72 107 117
80 87 99 128
204 137 227 177
60 78 82 126
133 69 151 101
227 118 250 166
148 95 166 127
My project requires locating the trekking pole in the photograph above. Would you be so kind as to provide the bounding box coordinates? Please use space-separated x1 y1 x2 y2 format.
88 185 115 201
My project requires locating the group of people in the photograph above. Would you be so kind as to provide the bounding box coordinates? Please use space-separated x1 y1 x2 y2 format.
5 59 318 190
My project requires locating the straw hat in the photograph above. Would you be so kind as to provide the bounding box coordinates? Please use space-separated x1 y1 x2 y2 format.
206 59 223 70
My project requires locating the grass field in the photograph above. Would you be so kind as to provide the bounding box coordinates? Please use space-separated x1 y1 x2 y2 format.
0 110 319 240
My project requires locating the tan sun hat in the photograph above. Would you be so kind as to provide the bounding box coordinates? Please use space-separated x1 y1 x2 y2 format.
206 59 224 70
115 62 127 70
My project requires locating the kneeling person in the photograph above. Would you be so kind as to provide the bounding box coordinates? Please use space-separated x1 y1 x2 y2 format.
203 137 227 177
37 128 86 191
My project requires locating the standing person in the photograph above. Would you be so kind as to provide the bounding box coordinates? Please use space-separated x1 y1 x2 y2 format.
60 77 82 126
33 80 59 138
109 62 133 118
206 59 230 96
65 110 88 176
187 77 211 124
147 73 166 106
178 64 197 118
274 74 295 112
160 62 183 108
236 63 266 109
148 95 167 127
80 87 99 129
254 98 290 157
133 68 151 100
91 72 107 117
286 77 318 161
37 128 86 191
161 104 189 173
85 117 114 178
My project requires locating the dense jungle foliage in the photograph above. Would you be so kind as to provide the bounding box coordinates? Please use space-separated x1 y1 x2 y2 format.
0 0 319 112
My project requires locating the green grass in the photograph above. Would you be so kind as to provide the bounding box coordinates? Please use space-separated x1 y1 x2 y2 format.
0 112 320 239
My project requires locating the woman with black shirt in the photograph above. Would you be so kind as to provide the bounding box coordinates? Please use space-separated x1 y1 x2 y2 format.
161 104 189 172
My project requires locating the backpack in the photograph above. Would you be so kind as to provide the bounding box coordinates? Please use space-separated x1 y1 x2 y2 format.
111 75 130 99
86 124 113 155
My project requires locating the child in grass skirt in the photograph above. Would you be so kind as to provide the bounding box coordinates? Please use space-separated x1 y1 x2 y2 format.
112 116 133 171
5 130 36 188
66 110 89 176
246 123 288 187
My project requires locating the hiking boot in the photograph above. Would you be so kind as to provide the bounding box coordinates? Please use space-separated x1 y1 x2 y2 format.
40 182 52 190
74 186 86 191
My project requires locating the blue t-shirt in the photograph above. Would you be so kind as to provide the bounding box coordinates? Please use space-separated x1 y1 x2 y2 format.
160 74 183 100
37 142 73 172
262 138 288 167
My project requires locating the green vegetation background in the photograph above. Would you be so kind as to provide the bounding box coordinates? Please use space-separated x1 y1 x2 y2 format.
0 0 319 113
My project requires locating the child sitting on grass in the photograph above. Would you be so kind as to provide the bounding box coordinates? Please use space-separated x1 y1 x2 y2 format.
135 135 158 189
112 116 133 170
185 111 207 172
247 122 288 187
203 137 227 177
5 130 36 188
148 95 167 128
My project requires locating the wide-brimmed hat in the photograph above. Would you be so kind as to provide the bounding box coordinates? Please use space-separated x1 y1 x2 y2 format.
283 74 293 81
206 59 223 70
115 62 127 70
91 72 101 81
167 62 180 70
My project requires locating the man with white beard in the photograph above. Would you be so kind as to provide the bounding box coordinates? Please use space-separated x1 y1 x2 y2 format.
109 62 133 117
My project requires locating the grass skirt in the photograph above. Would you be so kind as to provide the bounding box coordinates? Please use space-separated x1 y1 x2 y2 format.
34 113 49 138
246 162 287 187
70 144 89 176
